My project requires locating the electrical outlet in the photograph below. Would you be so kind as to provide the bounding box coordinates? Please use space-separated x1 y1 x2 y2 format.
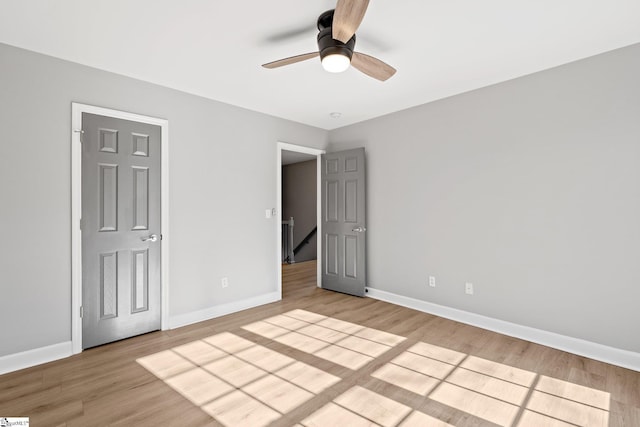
265 209 272 219
429 276 436 287
465 282 474 295
221 277 229 288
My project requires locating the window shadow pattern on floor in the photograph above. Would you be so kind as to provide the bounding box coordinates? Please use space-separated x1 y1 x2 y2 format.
137 309 610 427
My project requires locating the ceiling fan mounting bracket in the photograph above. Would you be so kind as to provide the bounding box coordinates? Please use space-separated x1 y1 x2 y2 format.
317 10 335 31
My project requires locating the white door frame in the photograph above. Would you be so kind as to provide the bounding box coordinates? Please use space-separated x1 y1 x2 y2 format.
71 103 170 354
277 142 325 296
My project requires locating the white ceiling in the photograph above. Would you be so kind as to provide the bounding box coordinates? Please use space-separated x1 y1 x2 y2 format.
1 0 639 130
282 150 316 166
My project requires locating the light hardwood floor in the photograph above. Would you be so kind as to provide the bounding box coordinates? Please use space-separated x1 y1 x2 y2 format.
1 260 639 426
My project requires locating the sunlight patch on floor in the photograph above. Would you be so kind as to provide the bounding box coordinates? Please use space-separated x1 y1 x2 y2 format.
137 309 610 427
302 386 454 427
137 328 340 427
302 386 410 427
242 309 406 369
371 341 611 427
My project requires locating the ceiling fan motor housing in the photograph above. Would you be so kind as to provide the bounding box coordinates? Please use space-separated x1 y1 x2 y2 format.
317 9 356 62
318 28 356 62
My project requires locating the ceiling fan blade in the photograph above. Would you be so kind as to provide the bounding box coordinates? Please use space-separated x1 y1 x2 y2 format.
351 52 396 81
262 52 319 69
333 0 370 43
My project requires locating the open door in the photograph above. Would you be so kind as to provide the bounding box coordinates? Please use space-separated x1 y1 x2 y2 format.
321 148 366 296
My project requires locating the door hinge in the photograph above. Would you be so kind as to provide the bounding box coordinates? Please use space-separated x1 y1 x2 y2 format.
79 218 83 230
80 306 84 318
73 129 84 143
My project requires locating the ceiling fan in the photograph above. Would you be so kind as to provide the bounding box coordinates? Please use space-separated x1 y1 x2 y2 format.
262 0 396 81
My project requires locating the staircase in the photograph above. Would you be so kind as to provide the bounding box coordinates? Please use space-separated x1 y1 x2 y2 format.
282 217 317 264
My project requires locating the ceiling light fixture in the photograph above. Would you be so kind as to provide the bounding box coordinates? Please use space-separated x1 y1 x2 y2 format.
321 53 351 73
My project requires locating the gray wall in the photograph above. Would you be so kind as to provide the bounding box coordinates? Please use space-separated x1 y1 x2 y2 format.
0 43 327 357
282 160 317 262
328 43 640 353
2 39 638 360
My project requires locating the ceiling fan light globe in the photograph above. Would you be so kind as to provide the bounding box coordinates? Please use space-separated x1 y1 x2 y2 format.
322 53 351 73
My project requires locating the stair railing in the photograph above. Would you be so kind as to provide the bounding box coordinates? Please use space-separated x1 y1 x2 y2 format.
281 217 295 264
293 226 317 256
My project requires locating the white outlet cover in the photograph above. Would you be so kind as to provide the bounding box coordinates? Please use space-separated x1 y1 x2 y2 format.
465 282 474 295
429 276 436 287
265 209 272 219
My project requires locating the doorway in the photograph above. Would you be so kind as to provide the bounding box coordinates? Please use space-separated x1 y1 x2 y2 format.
276 142 324 298
71 103 169 354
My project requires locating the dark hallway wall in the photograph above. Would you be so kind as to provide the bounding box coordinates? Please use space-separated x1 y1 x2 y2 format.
282 160 317 262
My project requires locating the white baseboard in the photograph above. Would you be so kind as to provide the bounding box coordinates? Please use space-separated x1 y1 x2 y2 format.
0 341 73 375
168 291 281 330
0 293 280 376
366 287 640 372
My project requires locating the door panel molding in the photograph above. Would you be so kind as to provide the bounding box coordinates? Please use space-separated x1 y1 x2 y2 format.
71 103 169 354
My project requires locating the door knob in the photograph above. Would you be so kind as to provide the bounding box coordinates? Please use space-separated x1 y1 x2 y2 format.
352 226 367 232
141 234 158 242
